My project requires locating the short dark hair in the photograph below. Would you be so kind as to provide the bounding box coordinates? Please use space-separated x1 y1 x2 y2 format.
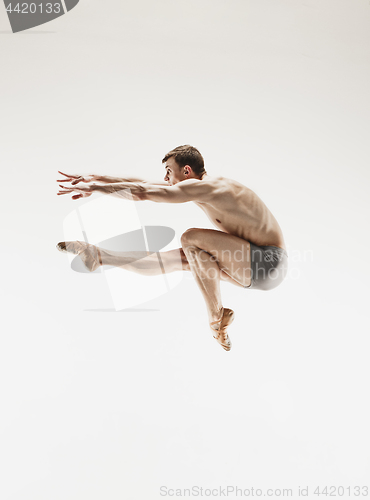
162 145 206 177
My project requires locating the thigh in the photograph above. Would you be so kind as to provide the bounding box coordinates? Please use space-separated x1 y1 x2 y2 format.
219 269 246 288
181 228 252 287
165 246 244 286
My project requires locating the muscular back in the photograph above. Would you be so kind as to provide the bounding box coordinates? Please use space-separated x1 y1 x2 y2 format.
194 176 286 250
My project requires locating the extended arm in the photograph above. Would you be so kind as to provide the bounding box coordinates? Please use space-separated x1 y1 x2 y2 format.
93 178 215 203
57 171 167 186
94 175 167 185
95 175 144 183
58 178 215 202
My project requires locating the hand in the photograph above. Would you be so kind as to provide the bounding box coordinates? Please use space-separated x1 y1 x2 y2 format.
57 183 96 200
57 171 96 185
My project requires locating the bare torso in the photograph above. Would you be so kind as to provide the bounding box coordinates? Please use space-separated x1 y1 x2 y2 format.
194 175 286 251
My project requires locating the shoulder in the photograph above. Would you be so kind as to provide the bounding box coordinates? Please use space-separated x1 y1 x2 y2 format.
176 177 219 200
200 175 240 194
179 175 228 189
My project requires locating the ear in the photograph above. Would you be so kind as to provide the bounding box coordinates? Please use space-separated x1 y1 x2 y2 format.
184 165 191 176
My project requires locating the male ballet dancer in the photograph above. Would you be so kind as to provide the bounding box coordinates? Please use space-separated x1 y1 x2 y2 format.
57 145 288 351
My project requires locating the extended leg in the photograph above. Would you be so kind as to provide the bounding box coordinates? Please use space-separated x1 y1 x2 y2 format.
57 241 188 275
100 247 188 276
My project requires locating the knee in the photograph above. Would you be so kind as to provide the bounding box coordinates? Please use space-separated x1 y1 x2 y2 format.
181 228 201 249
179 249 191 271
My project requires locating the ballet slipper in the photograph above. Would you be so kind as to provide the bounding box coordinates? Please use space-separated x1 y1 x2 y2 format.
210 307 234 351
56 241 102 272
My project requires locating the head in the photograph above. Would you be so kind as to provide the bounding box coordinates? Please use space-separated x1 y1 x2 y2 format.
162 145 206 185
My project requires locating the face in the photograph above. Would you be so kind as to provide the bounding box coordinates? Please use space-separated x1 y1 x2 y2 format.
163 157 188 185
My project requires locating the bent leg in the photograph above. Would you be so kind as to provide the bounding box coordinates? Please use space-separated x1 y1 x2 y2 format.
181 228 252 323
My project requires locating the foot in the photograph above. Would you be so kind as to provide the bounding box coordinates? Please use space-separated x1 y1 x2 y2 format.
210 307 234 351
56 241 102 272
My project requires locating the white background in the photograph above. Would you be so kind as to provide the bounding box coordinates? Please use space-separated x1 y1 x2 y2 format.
0 1 369 498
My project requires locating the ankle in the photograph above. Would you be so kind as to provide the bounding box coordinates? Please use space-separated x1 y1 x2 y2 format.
210 307 224 325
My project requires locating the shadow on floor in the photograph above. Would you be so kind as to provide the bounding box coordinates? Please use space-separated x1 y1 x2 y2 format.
84 308 160 313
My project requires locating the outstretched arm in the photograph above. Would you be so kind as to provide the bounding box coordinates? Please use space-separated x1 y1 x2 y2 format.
93 178 215 203
57 171 167 186
142 179 216 203
58 179 215 202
